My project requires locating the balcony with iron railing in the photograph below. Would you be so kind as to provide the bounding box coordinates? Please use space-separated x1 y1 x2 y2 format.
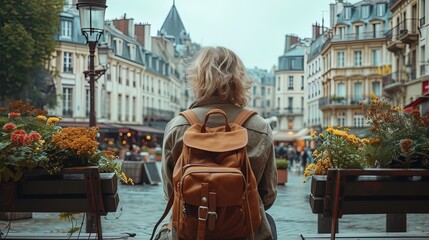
62 109 73 117
144 107 175 120
319 95 368 108
382 68 416 92
330 31 386 42
274 107 304 116
385 19 419 52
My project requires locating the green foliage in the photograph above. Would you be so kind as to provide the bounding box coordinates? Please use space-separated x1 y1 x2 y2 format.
276 159 288 170
0 0 64 103
362 97 429 169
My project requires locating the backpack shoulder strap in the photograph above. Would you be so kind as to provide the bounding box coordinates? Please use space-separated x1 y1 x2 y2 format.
233 108 257 126
150 194 174 240
180 109 201 125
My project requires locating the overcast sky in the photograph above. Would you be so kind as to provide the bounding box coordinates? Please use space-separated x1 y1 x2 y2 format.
105 0 350 70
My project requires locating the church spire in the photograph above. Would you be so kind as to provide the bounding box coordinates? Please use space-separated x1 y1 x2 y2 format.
159 1 190 45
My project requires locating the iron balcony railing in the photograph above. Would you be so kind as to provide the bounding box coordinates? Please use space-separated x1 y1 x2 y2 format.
143 107 175 120
62 109 73 117
385 18 419 42
319 95 368 108
331 31 386 42
382 69 416 87
275 107 304 115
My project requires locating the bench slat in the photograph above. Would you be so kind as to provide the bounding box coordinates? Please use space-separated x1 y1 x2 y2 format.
0 193 119 213
20 173 117 195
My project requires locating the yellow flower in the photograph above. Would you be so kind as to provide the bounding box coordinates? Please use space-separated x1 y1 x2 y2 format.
319 133 324 138
312 149 318 157
311 131 317 139
36 115 47 121
47 117 60 125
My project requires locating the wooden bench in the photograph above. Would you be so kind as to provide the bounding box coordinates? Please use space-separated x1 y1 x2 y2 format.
306 168 429 240
0 167 134 239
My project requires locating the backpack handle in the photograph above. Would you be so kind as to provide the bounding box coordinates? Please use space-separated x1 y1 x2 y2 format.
202 109 231 133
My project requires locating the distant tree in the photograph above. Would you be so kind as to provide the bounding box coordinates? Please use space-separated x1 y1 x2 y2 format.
0 0 64 106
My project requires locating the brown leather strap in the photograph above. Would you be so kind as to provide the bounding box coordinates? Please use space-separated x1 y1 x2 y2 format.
180 110 201 125
233 108 257 126
197 183 209 240
208 192 217 231
245 158 256 240
150 194 174 240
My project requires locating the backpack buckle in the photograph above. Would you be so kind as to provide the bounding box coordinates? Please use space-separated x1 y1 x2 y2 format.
198 206 217 221
198 206 208 221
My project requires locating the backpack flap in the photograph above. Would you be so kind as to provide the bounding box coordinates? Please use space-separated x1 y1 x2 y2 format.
183 124 248 152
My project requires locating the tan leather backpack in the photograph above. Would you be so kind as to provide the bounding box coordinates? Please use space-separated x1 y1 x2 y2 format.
151 108 261 240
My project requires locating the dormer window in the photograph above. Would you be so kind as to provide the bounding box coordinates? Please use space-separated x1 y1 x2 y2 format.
61 20 72 39
376 3 385 16
344 7 352 20
128 44 136 61
361 5 370 18
114 38 123 55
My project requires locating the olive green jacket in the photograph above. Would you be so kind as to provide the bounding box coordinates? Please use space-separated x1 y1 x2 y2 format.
161 98 277 240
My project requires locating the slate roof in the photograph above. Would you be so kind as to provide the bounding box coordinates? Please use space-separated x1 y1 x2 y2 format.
335 0 391 29
247 68 275 85
159 3 191 45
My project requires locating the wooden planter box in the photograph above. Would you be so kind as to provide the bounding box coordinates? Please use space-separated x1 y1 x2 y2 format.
309 168 429 237
0 167 120 240
0 170 119 213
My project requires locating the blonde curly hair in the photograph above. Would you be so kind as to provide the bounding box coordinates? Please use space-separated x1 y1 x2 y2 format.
187 46 252 107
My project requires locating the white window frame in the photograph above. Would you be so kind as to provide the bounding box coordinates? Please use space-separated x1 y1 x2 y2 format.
337 82 346 98
344 7 352 19
354 51 362 66
338 27 345 39
372 49 381 66
362 5 370 18
61 20 72 38
354 82 363 102
376 3 385 17
63 87 73 115
338 112 346 127
354 112 364 127
372 81 381 97
63 52 73 73
288 76 294 90
337 51 345 67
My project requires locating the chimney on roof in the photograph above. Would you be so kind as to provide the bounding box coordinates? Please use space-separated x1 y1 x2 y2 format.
284 35 299 54
113 17 135 38
312 23 322 40
135 23 152 51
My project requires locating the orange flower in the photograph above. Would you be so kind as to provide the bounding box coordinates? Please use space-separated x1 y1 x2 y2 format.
2 123 16 132
10 130 27 146
8 112 21 118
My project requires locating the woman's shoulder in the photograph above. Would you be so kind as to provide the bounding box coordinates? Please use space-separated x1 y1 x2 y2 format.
242 111 271 134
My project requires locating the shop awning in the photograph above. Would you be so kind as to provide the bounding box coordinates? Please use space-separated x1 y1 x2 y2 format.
125 125 165 134
109 124 164 135
57 122 119 132
404 95 429 113
273 128 309 142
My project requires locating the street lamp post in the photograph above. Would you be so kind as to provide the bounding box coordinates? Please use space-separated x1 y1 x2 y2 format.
76 0 107 127
76 1 107 239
